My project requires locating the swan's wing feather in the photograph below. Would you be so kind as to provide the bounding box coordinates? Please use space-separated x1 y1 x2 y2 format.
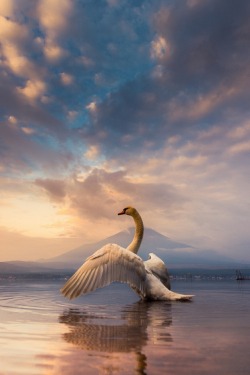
144 253 171 290
61 243 147 300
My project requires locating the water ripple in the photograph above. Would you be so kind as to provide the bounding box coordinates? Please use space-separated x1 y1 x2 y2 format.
0 281 69 317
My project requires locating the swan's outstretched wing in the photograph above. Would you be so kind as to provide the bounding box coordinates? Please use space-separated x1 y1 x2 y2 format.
61 243 147 300
144 253 171 290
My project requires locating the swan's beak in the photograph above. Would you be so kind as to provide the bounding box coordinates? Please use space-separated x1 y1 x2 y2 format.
118 209 125 215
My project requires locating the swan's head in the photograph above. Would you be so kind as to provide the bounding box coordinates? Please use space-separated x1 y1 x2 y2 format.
118 206 137 217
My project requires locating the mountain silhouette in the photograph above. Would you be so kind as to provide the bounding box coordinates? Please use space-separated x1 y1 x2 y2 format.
45 227 236 269
1 227 246 274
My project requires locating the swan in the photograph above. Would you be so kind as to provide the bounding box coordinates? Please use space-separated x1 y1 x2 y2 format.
61 206 194 301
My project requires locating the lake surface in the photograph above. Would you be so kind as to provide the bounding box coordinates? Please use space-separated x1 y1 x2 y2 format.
0 278 249 375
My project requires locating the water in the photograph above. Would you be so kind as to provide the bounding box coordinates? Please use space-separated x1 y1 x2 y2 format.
0 279 250 375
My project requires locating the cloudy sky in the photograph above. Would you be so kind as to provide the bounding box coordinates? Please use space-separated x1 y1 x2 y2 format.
0 0 250 262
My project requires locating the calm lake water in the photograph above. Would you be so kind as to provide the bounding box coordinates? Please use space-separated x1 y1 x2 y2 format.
0 278 249 375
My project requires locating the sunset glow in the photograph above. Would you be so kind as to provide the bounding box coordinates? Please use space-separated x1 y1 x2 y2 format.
0 0 250 262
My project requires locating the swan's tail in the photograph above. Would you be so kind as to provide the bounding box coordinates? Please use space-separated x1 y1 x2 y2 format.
174 294 194 301
168 291 194 301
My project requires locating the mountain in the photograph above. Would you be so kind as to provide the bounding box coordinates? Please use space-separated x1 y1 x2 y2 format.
45 227 240 269
1 227 248 274
45 227 189 266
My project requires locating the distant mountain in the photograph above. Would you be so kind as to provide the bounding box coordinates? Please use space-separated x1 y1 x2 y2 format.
1 227 249 274
45 227 189 266
45 227 240 269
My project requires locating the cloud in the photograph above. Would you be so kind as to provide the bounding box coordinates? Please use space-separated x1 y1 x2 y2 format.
0 15 48 105
228 141 250 155
0 1 14 17
17 79 47 101
153 0 250 84
1 0 250 262
82 0 250 160
84 145 100 160
34 167 186 223
37 0 73 62
60 72 74 86
34 178 67 201
37 0 73 35
227 120 250 140
150 35 170 60
0 16 34 77
0 119 74 176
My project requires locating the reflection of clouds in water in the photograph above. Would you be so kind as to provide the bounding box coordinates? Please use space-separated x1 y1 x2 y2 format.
59 301 173 374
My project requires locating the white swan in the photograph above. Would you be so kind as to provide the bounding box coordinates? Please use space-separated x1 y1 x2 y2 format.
61 207 194 301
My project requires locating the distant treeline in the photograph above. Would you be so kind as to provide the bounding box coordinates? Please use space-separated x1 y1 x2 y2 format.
1 268 250 281
0 272 71 281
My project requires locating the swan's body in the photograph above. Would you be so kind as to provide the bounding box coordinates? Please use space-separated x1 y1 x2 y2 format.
61 207 193 301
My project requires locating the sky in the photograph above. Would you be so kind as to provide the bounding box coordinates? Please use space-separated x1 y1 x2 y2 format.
0 0 250 262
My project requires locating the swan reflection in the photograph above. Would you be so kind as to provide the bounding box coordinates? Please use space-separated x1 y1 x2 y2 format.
59 301 172 373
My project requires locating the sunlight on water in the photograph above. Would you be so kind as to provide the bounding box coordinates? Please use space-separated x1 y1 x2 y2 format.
0 279 250 375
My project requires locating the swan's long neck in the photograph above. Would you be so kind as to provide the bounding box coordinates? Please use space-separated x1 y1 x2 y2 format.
127 211 144 254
